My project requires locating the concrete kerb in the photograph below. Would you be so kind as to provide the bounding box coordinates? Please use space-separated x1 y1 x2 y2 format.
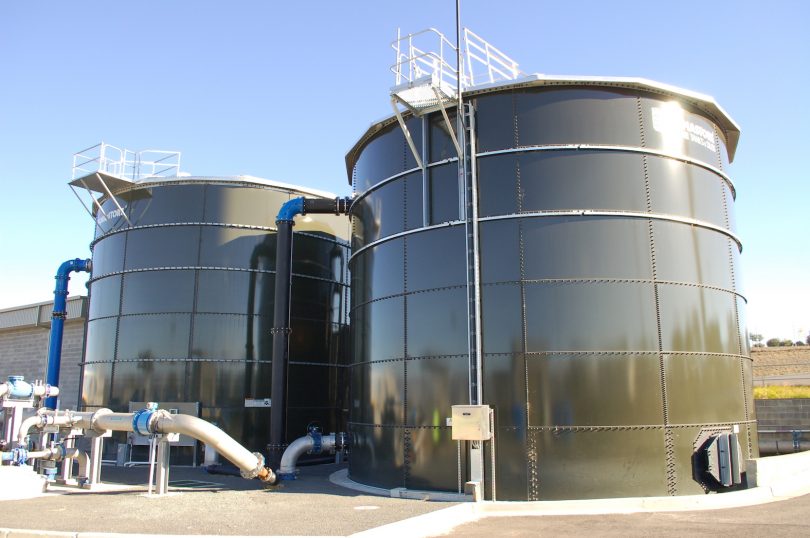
348 451 810 538
330 468 471 502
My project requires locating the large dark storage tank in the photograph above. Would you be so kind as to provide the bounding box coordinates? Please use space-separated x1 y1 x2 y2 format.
346 78 754 500
80 176 349 455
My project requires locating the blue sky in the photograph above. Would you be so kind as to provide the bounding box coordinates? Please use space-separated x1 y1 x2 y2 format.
0 1 807 341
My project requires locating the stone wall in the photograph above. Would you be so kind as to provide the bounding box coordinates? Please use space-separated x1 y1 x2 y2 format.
755 398 810 454
0 320 86 409
755 398 810 431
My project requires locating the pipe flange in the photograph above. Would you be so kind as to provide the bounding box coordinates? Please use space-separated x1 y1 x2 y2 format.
240 451 266 480
11 447 28 466
132 407 155 436
310 432 322 454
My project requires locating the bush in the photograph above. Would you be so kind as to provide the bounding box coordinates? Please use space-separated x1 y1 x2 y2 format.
797 341 806 346
782 339 795 347
754 385 810 399
766 338 782 347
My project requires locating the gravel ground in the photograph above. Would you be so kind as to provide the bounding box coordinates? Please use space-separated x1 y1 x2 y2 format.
0 463 451 536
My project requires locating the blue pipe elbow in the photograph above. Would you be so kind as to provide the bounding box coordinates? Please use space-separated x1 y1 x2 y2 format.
45 258 92 409
276 197 305 223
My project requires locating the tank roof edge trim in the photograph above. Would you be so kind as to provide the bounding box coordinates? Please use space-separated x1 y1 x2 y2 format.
344 74 741 184
102 175 338 199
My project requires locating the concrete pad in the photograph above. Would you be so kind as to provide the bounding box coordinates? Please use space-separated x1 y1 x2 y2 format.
353 452 810 537
0 467 46 501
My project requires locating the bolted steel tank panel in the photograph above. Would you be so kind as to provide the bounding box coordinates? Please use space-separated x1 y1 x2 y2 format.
347 81 752 500
81 178 350 457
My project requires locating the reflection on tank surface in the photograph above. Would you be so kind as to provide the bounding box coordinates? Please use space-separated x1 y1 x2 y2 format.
81 178 349 458
347 83 752 500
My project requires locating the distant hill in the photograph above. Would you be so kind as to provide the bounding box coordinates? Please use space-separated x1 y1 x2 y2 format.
752 347 810 377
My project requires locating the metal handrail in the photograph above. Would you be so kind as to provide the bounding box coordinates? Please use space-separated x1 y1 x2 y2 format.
390 27 522 93
463 28 521 86
391 28 460 89
71 143 181 181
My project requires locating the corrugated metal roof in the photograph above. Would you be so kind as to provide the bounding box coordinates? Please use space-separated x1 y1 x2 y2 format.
0 296 87 331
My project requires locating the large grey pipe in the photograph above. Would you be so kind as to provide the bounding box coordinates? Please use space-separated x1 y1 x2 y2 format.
278 433 336 478
18 408 275 483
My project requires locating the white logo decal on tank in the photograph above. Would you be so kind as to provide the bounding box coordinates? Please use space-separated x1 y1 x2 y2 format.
651 102 716 152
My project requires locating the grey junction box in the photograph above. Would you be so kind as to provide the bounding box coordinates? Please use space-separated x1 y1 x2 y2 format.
451 405 492 441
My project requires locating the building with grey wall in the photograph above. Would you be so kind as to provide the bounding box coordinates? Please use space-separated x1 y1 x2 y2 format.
0 296 87 409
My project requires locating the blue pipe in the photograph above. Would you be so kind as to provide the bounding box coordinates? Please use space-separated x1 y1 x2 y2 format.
276 197 305 222
44 258 92 409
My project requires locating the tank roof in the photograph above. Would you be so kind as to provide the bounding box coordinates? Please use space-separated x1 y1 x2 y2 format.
71 173 337 200
134 175 338 199
345 74 741 184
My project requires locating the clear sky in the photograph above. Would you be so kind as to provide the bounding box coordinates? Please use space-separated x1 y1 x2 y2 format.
0 1 807 342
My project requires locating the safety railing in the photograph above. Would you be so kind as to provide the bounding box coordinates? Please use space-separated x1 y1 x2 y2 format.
72 142 181 181
391 28 460 89
463 28 521 87
390 27 523 93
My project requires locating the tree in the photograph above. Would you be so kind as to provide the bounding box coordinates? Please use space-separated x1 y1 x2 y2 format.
781 339 794 347
807 334 810 346
766 338 782 347
796 341 806 346
751 333 764 345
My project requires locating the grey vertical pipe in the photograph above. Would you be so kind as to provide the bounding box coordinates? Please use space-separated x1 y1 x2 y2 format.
269 215 296 469
267 196 350 470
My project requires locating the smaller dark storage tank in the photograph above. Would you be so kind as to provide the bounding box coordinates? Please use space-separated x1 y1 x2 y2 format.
79 176 349 457
345 76 753 500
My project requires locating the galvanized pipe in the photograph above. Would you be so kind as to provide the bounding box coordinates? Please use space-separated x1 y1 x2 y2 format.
19 408 275 483
278 433 336 478
61 447 89 478
16 415 47 446
2 446 89 477
16 410 94 446
151 413 273 482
